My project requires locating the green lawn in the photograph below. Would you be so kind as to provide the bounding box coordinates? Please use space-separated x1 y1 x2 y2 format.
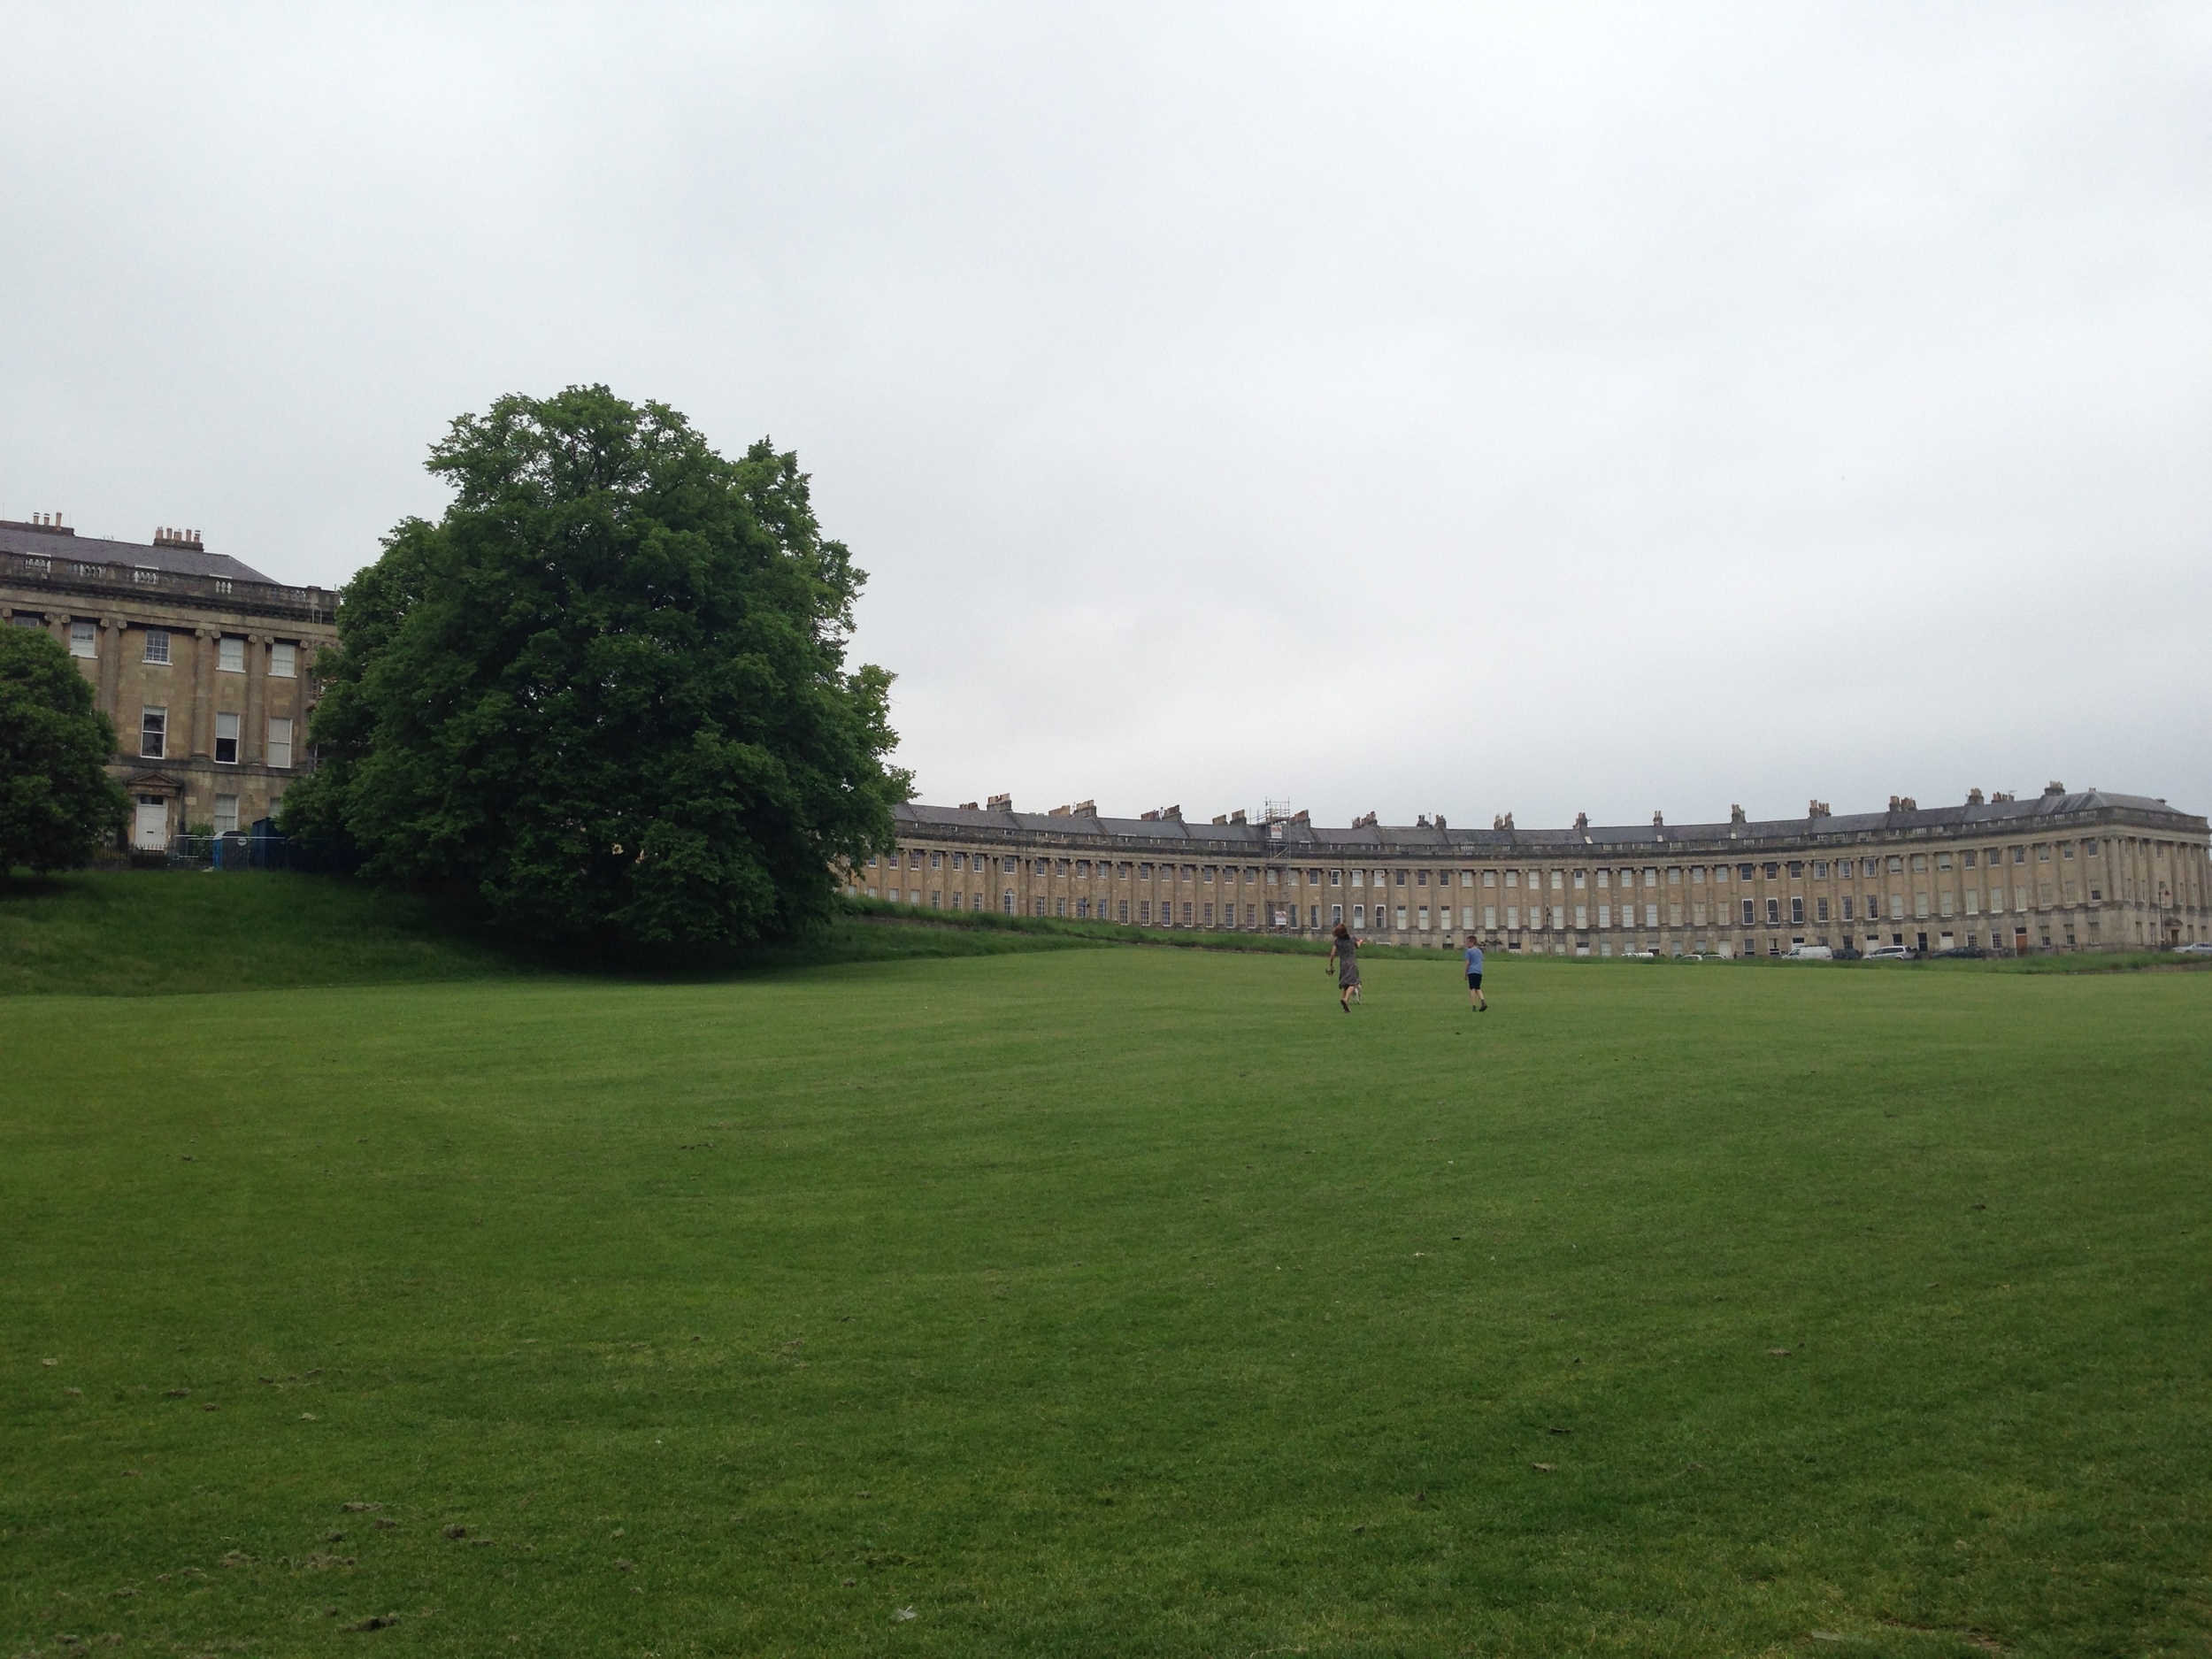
4 879 2210 1655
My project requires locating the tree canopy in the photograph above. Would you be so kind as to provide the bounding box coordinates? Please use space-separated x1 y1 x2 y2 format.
0 624 128 873
282 387 910 948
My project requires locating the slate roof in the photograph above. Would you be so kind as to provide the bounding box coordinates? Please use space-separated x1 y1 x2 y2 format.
894 789 2205 850
0 520 278 586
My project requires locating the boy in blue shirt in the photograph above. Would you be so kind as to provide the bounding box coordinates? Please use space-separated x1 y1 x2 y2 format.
1463 935 1488 1012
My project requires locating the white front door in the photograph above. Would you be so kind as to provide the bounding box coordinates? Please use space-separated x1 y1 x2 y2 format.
134 797 168 850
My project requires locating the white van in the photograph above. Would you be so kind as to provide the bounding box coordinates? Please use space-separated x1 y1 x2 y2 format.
1784 944 1833 961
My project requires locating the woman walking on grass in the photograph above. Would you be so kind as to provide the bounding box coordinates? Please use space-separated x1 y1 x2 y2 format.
1327 922 1361 1012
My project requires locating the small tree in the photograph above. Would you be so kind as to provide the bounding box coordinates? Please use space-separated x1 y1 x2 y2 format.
282 387 910 948
0 626 129 873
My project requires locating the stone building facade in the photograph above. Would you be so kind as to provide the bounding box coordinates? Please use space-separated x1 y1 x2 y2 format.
853 788 2209 956
1 515 340 850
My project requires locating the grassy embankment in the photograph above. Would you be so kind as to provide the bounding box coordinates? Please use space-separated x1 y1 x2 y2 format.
0 872 1108 997
3 871 2209 1655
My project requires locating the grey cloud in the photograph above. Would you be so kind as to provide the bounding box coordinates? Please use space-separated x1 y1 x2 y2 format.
3 3 2206 827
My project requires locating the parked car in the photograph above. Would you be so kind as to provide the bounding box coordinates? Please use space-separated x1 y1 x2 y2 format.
1931 946 1988 959
1832 946 1863 960
2174 941 2212 956
1622 949 1658 960
1784 945 1833 961
1863 944 1916 960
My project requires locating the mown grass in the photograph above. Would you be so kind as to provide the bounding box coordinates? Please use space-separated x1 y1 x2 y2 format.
2 880 2209 1656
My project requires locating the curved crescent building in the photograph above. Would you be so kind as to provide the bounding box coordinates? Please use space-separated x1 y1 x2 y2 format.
853 787 2209 957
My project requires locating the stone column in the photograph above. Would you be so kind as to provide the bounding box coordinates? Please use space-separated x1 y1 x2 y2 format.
244 632 266 765
191 627 216 757
98 616 123 724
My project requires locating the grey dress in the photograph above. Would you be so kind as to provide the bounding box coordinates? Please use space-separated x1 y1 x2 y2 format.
1333 937 1360 987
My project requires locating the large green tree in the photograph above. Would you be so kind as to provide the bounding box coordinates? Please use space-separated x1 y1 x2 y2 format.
0 625 129 873
282 387 910 948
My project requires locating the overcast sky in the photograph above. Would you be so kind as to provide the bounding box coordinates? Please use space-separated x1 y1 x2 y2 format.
4 4 2208 828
